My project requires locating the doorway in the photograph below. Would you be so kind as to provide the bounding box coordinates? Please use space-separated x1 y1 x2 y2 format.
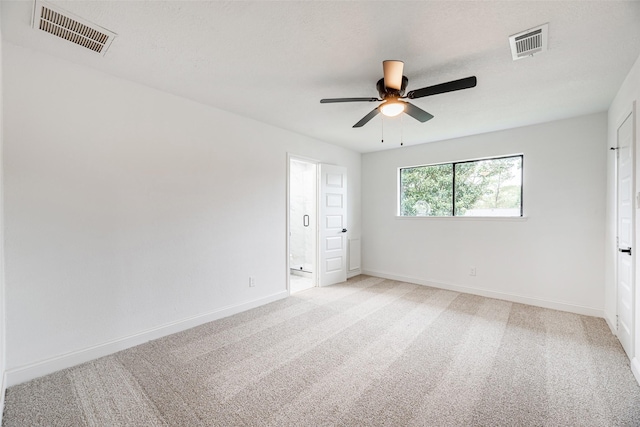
289 157 317 294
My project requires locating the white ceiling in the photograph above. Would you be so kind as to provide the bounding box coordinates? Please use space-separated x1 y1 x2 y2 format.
3 1 640 153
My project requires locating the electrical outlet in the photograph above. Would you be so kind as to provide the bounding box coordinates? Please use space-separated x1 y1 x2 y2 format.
249 277 256 287
469 267 476 277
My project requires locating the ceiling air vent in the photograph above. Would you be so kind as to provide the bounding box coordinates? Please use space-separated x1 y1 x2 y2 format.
509 23 548 61
32 0 116 56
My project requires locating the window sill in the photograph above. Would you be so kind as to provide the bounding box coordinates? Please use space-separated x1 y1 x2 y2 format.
395 215 528 222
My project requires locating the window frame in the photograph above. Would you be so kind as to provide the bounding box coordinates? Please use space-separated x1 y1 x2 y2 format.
398 154 524 218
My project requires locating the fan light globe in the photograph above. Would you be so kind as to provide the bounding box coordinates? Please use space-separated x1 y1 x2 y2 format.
380 101 404 117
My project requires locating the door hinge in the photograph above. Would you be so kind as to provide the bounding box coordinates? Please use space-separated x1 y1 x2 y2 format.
616 314 619 330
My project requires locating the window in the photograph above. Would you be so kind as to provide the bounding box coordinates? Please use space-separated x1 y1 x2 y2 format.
399 155 523 217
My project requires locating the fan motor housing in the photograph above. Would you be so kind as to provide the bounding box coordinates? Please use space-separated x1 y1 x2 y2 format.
377 76 408 99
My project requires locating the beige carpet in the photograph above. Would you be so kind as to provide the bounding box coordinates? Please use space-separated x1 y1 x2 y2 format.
3 275 640 426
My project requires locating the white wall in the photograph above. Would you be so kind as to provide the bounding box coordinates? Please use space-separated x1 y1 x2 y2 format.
607 52 640 385
362 113 607 316
2 42 361 385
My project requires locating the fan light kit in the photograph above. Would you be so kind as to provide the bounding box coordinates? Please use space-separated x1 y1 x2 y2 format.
380 100 405 117
320 60 477 128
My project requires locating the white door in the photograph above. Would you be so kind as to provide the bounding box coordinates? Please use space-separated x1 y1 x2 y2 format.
617 110 635 359
319 164 348 286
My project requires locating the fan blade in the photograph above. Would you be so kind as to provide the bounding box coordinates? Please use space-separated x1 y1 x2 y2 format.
353 108 380 128
383 60 404 91
403 102 434 123
406 76 477 99
320 97 379 103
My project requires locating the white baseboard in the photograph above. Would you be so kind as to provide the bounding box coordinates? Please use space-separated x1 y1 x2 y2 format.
362 269 604 318
632 357 640 387
604 312 617 334
0 371 6 426
347 269 361 279
5 290 288 387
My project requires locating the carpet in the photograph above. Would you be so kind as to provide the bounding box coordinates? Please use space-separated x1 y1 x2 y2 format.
3 275 640 426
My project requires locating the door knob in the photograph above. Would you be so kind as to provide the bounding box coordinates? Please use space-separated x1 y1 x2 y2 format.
341 228 348 233
619 247 632 255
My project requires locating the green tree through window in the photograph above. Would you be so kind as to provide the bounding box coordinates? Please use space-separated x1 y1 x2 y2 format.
400 155 522 217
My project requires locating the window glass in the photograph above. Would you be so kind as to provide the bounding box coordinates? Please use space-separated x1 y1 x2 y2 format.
399 155 522 217
400 163 453 216
455 157 522 217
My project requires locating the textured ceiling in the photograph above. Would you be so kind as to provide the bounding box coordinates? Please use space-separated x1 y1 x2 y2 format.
3 1 640 153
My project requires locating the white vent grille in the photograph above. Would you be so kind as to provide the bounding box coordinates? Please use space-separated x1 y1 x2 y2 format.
509 23 548 61
32 1 116 55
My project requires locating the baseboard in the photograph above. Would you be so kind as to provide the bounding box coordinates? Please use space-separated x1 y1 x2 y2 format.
5 290 288 387
362 269 604 318
0 371 6 426
604 311 617 335
347 269 361 279
632 357 640 387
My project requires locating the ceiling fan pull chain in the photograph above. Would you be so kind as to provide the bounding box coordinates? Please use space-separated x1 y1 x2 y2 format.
381 116 384 143
400 114 404 146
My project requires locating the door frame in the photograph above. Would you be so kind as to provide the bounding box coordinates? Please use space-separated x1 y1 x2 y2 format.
614 102 636 359
286 153 319 294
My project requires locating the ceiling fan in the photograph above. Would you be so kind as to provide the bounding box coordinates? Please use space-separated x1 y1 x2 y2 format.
320 60 477 128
